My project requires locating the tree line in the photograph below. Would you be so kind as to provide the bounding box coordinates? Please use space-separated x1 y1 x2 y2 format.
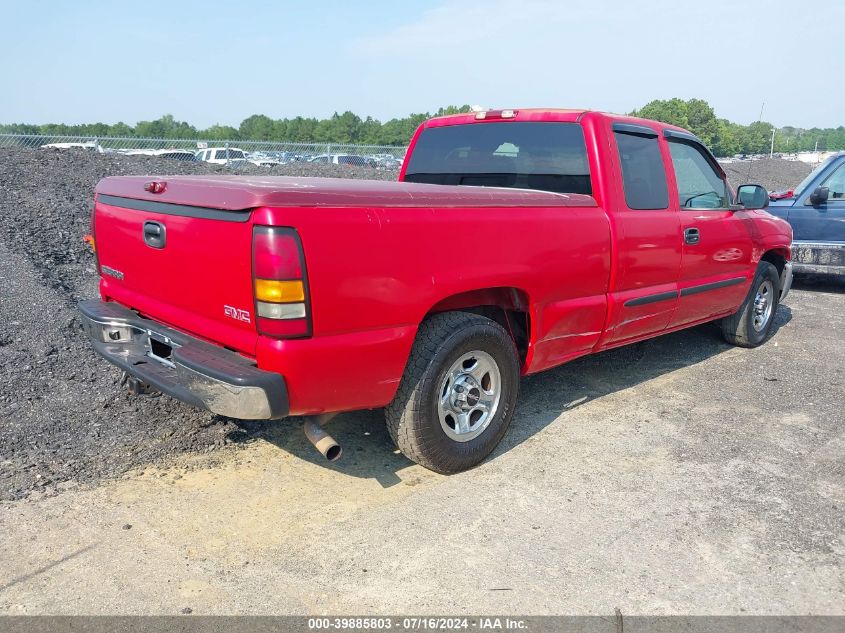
631 98 845 156
0 107 469 148
2 100 843 156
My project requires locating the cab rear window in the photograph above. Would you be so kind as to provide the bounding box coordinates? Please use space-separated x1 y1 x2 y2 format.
404 122 592 195
614 131 669 210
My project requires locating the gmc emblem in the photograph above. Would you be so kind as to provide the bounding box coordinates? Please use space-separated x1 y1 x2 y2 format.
224 305 251 324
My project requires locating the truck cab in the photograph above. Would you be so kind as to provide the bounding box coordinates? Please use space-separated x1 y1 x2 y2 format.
767 152 845 274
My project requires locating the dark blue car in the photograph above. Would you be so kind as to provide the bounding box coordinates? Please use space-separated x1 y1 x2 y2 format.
767 152 845 274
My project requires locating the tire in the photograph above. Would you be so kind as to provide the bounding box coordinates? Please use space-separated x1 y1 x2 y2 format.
385 311 520 474
721 261 780 348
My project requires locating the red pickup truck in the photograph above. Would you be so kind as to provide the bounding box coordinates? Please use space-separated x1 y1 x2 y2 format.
80 109 793 473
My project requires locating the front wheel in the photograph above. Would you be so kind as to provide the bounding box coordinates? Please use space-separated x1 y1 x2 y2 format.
721 261 781 348
385 312 520 474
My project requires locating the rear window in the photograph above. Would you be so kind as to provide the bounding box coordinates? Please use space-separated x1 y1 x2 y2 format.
404 122 592 195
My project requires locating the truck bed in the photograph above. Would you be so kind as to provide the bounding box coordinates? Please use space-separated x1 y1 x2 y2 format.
95 175 597 210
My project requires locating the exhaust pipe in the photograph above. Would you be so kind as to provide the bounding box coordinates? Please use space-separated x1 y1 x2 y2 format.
303 414 342 462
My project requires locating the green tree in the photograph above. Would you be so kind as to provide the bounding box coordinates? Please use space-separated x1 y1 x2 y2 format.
239 114 275 141
135 114 196 139
108 122 134 137
632 98 690 129
200 124 240 141
0 123 39 134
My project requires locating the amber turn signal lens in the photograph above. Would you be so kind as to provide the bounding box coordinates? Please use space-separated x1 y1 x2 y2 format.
83 234 96 252
254 279 305 303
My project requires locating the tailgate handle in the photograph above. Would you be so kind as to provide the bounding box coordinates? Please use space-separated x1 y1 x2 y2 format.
143 221 166 249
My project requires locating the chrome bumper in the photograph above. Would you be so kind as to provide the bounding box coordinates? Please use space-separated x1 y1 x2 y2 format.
791 241 845 275
78 299 288 419
780 261 793 302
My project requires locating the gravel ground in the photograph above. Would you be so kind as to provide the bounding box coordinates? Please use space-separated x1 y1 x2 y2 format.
0 149 394 501
0 279 842 615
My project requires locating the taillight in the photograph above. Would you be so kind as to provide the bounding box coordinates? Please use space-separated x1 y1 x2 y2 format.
87 201 101 274
252 226 311 338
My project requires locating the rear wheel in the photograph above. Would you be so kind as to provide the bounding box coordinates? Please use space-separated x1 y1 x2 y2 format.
721 261 780 348
385 311 520 474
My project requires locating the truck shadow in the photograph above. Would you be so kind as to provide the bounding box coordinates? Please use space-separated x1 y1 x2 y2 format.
227 305 793 488
791 273 845 294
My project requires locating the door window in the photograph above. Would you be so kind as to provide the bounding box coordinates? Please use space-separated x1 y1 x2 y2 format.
822 163 845 200
668 141 730 209
614 131 669 210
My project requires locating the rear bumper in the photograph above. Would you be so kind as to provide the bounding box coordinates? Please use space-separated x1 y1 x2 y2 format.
791 241 845 275
78 299 288 419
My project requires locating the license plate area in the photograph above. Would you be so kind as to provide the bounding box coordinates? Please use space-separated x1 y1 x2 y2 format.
145 330 178 367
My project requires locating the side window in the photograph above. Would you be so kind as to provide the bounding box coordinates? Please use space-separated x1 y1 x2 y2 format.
668 141 730 209
614 131 669 210
821 163 845 200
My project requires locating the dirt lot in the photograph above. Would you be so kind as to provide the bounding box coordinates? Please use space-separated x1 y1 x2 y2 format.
0 150 842 614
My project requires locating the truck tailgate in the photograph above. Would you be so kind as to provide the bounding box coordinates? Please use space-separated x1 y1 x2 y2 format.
94 190 258 356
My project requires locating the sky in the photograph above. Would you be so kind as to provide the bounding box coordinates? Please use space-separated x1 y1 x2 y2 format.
2 0 843 129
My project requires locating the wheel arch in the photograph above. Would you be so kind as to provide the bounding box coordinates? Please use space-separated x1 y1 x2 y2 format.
423 287 532 366
760 247 789 276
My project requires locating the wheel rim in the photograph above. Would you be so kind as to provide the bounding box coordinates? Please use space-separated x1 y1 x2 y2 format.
437 350 502 443
752 279 775 332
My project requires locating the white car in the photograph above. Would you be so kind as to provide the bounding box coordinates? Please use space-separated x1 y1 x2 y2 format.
308 154 372 167
196 147 248 164
153 149 199 161
41 142 101 152
247 152 281 167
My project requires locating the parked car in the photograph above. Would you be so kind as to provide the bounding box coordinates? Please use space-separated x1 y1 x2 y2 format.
246 152 281 167
154 149 198 161
373 156 403 170
767 152 845 274
196 147 249 165
80 108 792 474
41 141 101 152
308 154 373 167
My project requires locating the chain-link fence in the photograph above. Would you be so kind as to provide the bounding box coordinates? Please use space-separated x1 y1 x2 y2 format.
0 133 407 170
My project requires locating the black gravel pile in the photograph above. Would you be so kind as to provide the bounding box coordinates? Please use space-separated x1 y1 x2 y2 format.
0 149 393 501
722 158 812 191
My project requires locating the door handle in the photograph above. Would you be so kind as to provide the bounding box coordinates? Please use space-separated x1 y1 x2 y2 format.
143 221 166 249
684 227 700 245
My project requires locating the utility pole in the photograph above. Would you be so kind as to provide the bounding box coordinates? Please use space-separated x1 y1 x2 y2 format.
770 128 776 158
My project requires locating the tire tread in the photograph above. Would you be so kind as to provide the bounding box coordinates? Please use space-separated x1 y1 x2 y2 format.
721 261 780 348
385 311 517 473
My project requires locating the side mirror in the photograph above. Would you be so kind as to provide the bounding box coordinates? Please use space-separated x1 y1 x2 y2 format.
736 184 769 210
809 186 829 206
